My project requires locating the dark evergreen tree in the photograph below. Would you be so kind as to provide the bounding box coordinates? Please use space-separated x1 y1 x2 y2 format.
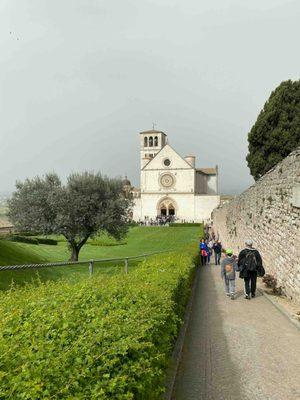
247 80 300 180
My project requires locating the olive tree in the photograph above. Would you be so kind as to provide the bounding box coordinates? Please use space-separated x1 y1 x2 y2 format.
8 172 131 261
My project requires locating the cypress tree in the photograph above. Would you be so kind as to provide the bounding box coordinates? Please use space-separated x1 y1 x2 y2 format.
247 80 300 180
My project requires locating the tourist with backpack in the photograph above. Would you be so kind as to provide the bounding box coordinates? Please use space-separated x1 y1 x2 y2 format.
221 249 238 300
238 240 264 300
199 238 209 266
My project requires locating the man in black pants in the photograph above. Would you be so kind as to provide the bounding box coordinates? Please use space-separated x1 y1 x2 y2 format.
238 240 263 300
213 241 222 265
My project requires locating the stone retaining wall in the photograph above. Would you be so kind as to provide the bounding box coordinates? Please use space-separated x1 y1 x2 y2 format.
212 148 300 303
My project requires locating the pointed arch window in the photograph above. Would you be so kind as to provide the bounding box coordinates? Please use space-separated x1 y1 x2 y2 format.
144 137 148 147
149 136 153 147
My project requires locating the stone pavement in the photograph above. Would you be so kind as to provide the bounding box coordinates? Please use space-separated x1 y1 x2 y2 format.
172 262 300 400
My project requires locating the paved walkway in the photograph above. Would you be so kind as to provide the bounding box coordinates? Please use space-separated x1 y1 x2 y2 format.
172 262 300 400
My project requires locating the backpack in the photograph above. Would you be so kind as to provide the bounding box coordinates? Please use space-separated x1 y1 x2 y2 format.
244 251 257 272
225 263 233 274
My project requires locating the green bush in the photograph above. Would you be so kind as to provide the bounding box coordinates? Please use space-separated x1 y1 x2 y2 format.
6 235 57 245
16 231 41 237
36 238 58 246
8 235 39 245
169 223 202 227
0 251 195 399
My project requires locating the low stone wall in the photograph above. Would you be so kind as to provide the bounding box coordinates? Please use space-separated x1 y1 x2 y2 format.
213 148 300 303
0 226 13 236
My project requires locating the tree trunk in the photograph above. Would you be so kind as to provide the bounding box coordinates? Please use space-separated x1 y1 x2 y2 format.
69 244 80 261
68 235 90 261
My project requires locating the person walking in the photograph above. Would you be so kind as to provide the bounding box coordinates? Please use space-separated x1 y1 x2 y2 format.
238 239 263 300
221 249 238 300
199 239 209 266
207 239 213 264
213 241 222 265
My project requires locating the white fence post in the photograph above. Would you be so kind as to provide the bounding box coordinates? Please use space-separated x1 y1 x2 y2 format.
124 258 129 274
89 260 94 276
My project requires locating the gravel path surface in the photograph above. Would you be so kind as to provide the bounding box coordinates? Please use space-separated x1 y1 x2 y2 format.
172 263 300 400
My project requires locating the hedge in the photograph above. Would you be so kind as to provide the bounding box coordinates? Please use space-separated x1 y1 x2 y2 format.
0 251 195 399
7 236 58 245
36 238 58 245
169 223 202 227
8 235 39 245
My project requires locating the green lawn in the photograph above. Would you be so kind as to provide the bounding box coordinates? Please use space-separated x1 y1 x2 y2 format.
0 226 202 290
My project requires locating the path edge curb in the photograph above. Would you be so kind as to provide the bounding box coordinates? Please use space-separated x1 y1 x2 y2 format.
258 288 300 331
164 265 200 400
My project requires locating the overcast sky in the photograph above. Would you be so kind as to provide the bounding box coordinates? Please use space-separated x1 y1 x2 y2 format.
0 0 299 195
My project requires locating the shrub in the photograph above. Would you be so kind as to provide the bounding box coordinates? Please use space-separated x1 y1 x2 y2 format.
262 273 282 295
0 251 195 399
36 238 58 245
169 223 202 227
16 231 41 237
8 235 39 245
6 235 57 245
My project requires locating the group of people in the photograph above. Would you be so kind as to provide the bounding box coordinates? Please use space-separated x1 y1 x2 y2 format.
199 237 264 300
199 238 222 266
137 215 175 226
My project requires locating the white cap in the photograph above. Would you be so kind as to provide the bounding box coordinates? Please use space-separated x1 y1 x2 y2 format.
245 239 253 246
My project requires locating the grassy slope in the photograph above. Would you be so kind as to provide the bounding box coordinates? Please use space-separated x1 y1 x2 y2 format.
0 226 202 290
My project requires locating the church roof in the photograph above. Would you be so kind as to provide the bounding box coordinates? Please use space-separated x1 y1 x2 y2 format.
196 168 217 175
142 143 193 171
139 129 166 135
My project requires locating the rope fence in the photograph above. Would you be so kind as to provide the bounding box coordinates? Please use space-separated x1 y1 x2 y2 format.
0 249 175 275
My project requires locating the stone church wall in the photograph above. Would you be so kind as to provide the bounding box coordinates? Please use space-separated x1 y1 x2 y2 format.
212 148 300 303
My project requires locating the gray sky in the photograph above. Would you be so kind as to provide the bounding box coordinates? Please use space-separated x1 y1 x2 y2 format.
0 0 299 195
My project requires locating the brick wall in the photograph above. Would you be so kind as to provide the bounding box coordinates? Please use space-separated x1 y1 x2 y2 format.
212 148 300 303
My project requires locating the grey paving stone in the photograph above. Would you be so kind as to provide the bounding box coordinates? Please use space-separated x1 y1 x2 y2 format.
172 263 300 400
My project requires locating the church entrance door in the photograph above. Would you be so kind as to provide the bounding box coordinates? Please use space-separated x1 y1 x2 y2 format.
168 207 175 216
161 207 167 216
157 198 177 217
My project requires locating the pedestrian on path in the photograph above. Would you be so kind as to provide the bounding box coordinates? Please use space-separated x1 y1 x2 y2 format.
199 238 208 266
213 240 222 265
207 239 213 264
221 249 238 300
238 240 263 300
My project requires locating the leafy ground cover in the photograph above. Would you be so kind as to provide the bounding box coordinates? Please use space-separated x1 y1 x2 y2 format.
0 250 196 399
0 226 202 290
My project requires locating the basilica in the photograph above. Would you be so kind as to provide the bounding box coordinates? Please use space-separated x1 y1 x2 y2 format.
127 129 220 223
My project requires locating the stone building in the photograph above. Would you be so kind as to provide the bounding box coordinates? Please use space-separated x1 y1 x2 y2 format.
131 129 220 222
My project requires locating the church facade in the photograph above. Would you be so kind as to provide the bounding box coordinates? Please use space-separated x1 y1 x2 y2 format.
131 129 220 223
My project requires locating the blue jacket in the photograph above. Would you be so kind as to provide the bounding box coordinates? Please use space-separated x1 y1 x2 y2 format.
199 242 209 252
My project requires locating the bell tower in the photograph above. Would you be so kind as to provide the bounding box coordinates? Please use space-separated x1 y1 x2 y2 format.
139 129 167 168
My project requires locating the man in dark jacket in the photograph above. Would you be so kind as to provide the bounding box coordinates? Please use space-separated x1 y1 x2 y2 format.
213 241 222 265
238 240 263 300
